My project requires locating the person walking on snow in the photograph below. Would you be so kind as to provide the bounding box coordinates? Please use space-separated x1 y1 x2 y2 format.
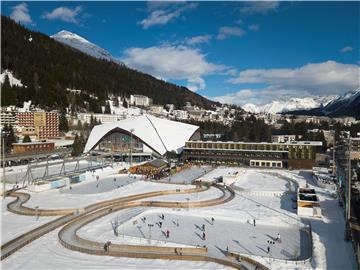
276 233 281 242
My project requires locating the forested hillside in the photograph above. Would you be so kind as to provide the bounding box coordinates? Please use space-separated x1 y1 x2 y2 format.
1 16 218 111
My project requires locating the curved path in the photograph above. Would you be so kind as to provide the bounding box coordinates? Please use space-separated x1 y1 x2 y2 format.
1 185 209 259
57 184 255 270
2 182 269 270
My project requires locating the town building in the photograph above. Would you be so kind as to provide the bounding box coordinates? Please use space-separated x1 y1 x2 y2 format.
0 112 17 126
172 110 188 120
271 135 300 143
12 141 55 154
16 111 59 139
129 95 153 107
84 114 200 157
183 140 323 169
78 113 125 124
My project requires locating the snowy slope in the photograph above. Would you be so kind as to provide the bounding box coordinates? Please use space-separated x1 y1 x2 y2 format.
243 95 337 114
0 70 25 87
51 30 120 64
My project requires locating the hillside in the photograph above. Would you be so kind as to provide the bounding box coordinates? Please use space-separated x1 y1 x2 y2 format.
1 16 218 112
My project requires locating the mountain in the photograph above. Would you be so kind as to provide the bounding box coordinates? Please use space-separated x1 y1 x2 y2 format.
1 16 218 111
243 95 337 114
286 88 360 119
51 30 119 64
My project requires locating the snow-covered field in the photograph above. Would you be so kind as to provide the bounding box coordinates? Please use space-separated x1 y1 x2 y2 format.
1 166 357 270
2 229 232 270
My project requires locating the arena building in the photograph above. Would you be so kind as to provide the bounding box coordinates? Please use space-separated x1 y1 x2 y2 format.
84 115 200 157
183 140 323 169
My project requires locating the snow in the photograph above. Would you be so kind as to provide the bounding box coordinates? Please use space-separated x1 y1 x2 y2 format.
1 197 56 244
243 95 337 114
2 229 232 270
1 167 357 270
0 70 24 87
234 170 290 192
51 30 120 64
84 114 199 155
79 209 309 260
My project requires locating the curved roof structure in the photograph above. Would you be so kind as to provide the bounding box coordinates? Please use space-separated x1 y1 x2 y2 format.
83 114 199 156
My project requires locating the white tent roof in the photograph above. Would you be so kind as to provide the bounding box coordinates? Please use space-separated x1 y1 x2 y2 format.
83 114 199 155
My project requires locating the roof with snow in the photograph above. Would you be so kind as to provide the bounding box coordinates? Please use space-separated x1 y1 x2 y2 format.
84 115 199 155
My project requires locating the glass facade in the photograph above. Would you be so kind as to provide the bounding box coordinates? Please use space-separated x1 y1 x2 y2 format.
99 132 143 153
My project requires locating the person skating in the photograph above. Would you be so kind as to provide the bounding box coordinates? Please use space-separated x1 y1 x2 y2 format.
161 214 164 220
159 221 162 228
253 218 256 227
267 245 270 253
104 242 108 252
211 217 215 225
276 233 281 242
202 224 205 231
166 230 170 238
202 232 206 240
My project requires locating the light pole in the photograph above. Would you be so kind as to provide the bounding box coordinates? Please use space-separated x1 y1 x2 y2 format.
347 138 352 222
2 131 7 199
148 223 154 244
130 128 135 166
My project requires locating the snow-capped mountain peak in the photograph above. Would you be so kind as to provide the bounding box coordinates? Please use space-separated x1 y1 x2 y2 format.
51 30 120 64
243 95 338 114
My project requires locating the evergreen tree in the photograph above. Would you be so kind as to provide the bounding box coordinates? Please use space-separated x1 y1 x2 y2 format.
123 99 128 108
71 133 85 156
23 135 31 143
59 111 69 132
104 101 111 114
2 124 17 153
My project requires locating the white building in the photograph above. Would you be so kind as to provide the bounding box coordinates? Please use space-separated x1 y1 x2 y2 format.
84 114 199 156
129 95 153 107
271 135 300 143
78 113 125 124
172 110 188 120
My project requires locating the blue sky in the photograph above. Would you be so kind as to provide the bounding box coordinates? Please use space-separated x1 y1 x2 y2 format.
2 1 360 106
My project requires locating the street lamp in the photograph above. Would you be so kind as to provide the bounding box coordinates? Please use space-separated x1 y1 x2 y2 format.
148 223 154 244
130 128 135 166
1 130 9 199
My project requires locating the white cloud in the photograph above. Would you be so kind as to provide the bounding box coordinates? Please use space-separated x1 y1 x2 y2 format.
240 2 279 15
340 46 353 53
185 34 212 46
42 6 85 24
139 3 197 29
217 26 245 40
229 61 360 95
121 45 225 92
248 24 260 31
10 3 33 24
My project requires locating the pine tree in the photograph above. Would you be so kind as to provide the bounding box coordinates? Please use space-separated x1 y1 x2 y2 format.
3 124 17 153
104 101 111 114
123 99 128 108
71 133 85 156
23 135 31 143
59 111 69 132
